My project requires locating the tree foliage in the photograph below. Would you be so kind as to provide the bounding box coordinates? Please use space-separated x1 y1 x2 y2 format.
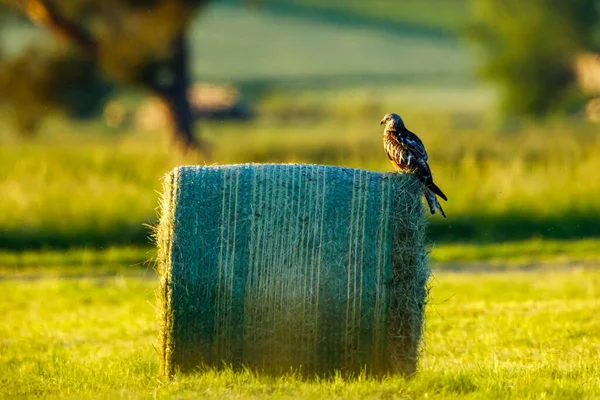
469 0 600 118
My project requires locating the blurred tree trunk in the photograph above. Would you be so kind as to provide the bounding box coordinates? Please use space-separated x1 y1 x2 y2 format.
23 0 202 152
138 33 199 151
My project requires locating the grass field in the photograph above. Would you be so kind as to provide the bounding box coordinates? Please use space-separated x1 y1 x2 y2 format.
3 238 600 276
1 267 598 399
2 115 600 249
191 1 473 87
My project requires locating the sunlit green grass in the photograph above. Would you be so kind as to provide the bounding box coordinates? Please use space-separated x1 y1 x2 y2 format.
2 238 600 276
432 238 600 267
1 269 599 399
1 114 600 249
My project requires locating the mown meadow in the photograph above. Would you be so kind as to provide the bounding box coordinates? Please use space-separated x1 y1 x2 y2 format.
1 268 599 399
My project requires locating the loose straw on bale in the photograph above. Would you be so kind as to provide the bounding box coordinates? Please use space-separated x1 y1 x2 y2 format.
156 164 429 377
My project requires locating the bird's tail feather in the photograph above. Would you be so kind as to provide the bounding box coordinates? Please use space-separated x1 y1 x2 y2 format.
428 182 447 201
425 188 446 218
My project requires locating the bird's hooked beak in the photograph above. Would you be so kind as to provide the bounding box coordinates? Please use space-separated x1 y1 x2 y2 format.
380 119 385 125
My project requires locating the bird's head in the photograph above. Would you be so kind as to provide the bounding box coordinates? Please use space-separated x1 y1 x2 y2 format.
380 113 405 130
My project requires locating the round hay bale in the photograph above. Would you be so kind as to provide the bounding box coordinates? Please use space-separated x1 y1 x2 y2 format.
156 164 429 377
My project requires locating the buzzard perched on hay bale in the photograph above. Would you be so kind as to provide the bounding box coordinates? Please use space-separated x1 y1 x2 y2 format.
381 113 447 218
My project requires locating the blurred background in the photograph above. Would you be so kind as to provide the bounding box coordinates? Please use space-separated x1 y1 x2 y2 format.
4 3 600 396
1 0 600 263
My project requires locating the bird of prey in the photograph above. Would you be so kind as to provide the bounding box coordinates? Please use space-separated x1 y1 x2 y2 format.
380 113 447 218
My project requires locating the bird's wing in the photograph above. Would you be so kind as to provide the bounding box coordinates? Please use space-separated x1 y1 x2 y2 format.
386 128 448 201
384 131 426 170
403 128 428 161
413 157 434 185
398 129 436 186
412 150 447 199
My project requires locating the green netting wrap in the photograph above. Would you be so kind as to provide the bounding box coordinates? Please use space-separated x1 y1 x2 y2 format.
156 164 429 377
